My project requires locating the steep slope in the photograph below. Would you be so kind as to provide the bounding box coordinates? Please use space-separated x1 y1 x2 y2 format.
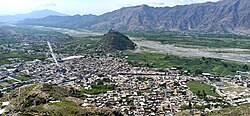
87 5 162 31
98 30 136 51
19 0 250 34
87 0 250 33
0 9 67 22
0 83 121 116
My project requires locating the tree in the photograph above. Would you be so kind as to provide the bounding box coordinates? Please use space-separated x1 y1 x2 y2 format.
197 90 201 96
243 64 249 71
195 69 203 75
189 101 192 109
202 57 205 61
203 90 207 98
213 88 216 93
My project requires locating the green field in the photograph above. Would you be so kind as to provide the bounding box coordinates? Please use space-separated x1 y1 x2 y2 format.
126 32 250 49
6 79 18 84
81 84 115 95
0 51 45 66
187 81 219 97
0 79 18 88
0 82 9 87
16 75 32 81
80 78 115 95
0 38 19 45
56 37 100 54
122 51 249 76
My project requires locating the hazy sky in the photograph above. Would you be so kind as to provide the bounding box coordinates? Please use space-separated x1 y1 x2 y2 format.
0 0 220 15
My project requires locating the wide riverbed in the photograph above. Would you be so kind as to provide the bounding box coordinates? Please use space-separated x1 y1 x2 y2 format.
134 40 250 62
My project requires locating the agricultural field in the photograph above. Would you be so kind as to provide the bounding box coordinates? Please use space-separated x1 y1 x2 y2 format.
0 79 18 88
81 79 115 95
0 51 46 65
15 75 32 81
126 32 250 49
187 81 219 97
56 37 100 54
122 51 249 76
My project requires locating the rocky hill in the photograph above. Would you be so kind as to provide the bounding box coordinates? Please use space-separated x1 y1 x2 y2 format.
98 30 136 51
20 0 250 34
0 83 121 116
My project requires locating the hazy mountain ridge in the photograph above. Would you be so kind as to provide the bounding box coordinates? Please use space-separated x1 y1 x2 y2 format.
20 0 250 34
22 14 97 28
0 9 67 22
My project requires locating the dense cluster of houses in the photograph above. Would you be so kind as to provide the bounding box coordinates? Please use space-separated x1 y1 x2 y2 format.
1 42 250 115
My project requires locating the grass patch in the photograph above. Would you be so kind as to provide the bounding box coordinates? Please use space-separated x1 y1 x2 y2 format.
22 100 88 116
81 84 115 95
49 100 78 109
207 103 250 116
0 51 46 65
126 32 250 49
16 75 31 81
0 79 18 88
137 90 152 95
56 37 99 54
81 78 115 95
187 81 219 97
122 51 249 76
6 79 18 84
0 82 9 87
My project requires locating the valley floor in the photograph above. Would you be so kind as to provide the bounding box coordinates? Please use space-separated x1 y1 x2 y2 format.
134 40 250 62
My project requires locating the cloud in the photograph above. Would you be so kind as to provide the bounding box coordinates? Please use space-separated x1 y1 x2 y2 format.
37 2 57 9
43 3 57 7
151 2 165 6
177 0 219 4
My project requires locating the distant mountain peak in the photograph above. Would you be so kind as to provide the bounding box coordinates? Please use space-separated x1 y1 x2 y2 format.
19 0 250 34
32 9 54 12
0 9 66 22
28 9 67 16
138 4 150 7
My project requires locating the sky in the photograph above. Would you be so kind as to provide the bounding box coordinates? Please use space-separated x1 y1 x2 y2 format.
0 0 220 16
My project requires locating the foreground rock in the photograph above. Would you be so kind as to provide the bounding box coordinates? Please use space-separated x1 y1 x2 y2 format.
0 83 121 116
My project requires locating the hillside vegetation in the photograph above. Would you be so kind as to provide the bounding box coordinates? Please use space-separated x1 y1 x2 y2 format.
207 103 250 116
122 51 249 76
0 83 121 116
98 30 136 51
127 32 250 49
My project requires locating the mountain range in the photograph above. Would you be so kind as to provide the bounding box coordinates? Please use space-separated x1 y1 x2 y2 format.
20 0 250 34
0 9 67 22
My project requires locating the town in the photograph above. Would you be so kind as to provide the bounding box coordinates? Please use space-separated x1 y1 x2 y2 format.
0 41 250 115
